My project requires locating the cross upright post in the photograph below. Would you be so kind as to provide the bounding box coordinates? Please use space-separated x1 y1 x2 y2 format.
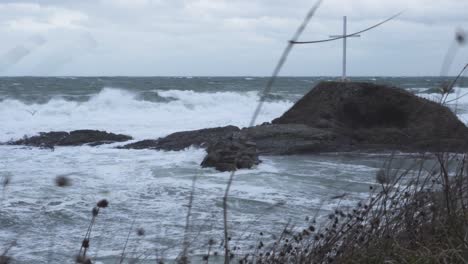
342 16 347 81
330 16 360 81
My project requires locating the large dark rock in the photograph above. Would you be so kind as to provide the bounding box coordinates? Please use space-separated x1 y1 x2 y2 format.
239 124 341 155
10 130 132 147
273 81 468 152
124 81 468 163
123 124 340 156
10 81 468 171
201 135 260 172
122 126 240 151
123 82 468 171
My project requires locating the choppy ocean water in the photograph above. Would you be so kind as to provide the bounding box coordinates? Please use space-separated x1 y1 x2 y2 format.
0 76 467 263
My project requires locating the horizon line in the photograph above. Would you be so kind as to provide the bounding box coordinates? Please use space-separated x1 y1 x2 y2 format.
0 75 464 78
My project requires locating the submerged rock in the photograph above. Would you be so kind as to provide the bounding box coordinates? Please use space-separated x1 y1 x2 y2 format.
9 130 132 147
201 135 260 172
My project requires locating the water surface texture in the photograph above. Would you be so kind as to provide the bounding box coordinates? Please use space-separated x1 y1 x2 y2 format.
1 77 467 263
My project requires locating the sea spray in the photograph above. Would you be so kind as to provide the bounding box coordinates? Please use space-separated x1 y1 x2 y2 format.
0 88 292 142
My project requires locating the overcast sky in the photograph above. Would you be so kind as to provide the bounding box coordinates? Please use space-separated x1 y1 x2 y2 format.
0 0 467 76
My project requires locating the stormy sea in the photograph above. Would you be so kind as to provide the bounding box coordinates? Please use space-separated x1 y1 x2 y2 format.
0 76 467 263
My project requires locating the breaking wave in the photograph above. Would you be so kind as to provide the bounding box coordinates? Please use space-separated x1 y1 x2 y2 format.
0 87 293 142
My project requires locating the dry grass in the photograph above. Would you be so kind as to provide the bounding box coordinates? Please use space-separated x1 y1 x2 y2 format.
228 153 468 264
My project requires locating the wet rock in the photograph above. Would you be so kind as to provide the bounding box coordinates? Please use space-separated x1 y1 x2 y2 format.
122 126 240 151
239 124 341 155
201 135 261 172
121 82 468 156
9 130 132 147
120 81 468 171
13 81 468 169
273 81 468 152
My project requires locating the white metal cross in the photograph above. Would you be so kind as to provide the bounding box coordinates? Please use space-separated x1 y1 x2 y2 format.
330 16 360 81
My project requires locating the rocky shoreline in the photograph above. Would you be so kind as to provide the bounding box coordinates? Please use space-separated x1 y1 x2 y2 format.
6 81 468 171
8 130 132 148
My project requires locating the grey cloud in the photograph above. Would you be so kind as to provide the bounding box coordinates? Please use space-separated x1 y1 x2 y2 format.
0 0 467 76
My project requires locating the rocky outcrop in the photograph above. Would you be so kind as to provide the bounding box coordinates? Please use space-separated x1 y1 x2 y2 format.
9 130 132 147
272 81 468 152
122 126 240 151
201 136 260 172
122 81 468 171
122 123 339 156
9 81 468 171
239 124 342 154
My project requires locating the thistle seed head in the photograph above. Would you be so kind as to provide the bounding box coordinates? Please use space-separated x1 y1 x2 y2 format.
82 239 90 249
137 228 145 236
376 169 394 184
456 29 466 45
96 199 108 208
55 176 71 187
2 175 11 188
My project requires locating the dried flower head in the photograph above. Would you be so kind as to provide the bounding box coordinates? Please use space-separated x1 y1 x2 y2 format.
55 176 71 187
92 207 99 217
2 175 11 188
456 29 466 45
137 228 145 236
96 199 108 208
208 238 215 245
82 239 90 249
376 169 394 184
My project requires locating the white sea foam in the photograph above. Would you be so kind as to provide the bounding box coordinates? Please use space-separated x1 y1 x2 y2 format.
0 142 380 261
0 88 293 142
416 87 468 124
0 83 424 262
